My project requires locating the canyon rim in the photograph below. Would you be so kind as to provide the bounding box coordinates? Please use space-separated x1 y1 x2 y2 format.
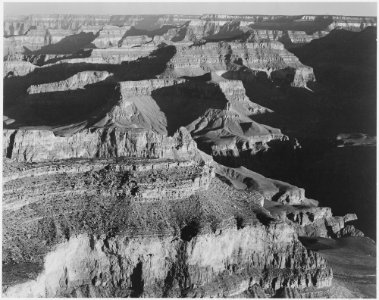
2 2 377 298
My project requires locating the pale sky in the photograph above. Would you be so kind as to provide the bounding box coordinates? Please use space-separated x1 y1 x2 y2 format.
4 2 378 17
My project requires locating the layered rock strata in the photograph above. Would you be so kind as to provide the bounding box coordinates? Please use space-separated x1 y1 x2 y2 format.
2 13 376 298
3 127 199 163
3 152 334 297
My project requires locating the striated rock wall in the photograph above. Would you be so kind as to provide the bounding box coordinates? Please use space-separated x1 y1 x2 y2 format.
166 43 229 77
3 223 332 298
4 14 111 36
4 60 37 77
4 29 48 55
329 16 376 31
165 41 315 88
3 127 199 163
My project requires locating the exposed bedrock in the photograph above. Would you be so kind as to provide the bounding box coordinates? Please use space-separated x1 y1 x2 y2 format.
2 13 376 298
4 60 37 77
3 135 335 298
183 19 249 42
215 165 305 205
188 109 284 156
3 127 199 163
4 76 280 159
3 226 332 298
3 152 332 297
165 41 315 88
4 14 375 38
27 71 112 94
4 15 112 37
215 164 359 239
327 16 376 31
93 25 131 48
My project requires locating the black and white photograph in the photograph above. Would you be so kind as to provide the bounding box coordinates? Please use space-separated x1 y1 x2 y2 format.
2 1 377 298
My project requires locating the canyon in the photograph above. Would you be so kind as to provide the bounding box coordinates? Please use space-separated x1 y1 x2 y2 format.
2 13 376 298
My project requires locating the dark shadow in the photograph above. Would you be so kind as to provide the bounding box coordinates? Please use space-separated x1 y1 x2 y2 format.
249 15 333 35
180 220 200 242
256 212 275 226
11 49 94 68
235 216 245 230
130 261 144 297
288 27 377 136
27 32 97 55
180 72 212 81
222 68 328 139
151 81 228 136
4 81 120 131
270 67 296 86
4 44 176 112
42 49 94 66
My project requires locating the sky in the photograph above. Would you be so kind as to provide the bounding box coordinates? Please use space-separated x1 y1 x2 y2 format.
4 1 378 17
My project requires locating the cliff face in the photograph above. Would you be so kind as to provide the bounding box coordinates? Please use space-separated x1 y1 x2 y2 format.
3 227 332 298
3 127 199 163
3 151 334 297
165 41 314 88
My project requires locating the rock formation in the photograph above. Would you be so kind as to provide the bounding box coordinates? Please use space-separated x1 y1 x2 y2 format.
2 13 376 298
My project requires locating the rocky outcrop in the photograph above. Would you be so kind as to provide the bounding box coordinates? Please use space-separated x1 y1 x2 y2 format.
4 29 48 55
3 127 200 163
189 109 284 156
216 165 305 205
47 29 76 44
4 14 111 37
287 30 329 45
216 165 364 239
165 40 315 88
3 225 332 297
4 60 37 77
183 20 247 42
328 16 376 31
49 48 155 65
27 71 111 94
166 43 229 77
120 35 153 48
93 25 131 48
3 151 332 297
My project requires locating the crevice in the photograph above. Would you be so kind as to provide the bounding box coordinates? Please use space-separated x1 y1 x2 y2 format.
235 216 245 230
130 261 144 297
6 130 17 159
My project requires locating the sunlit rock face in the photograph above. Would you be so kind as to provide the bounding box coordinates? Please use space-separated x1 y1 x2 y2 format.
3 13 376 298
